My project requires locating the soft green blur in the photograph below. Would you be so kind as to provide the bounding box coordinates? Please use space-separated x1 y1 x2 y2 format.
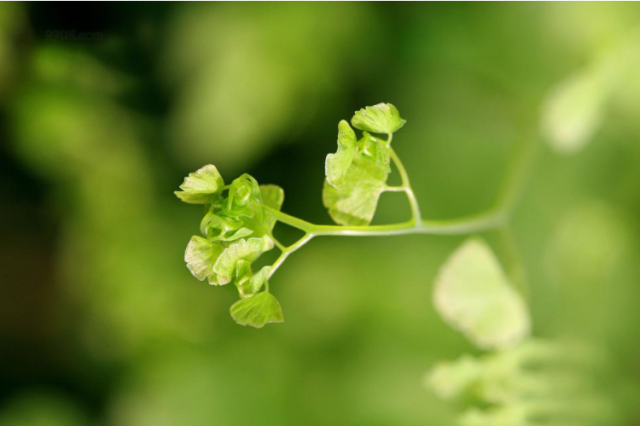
1 3 640 425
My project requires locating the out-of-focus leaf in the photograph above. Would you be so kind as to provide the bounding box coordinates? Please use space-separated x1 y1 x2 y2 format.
427 355 483 400
434 238 530 350
351 103 406 134
175 164 225 204
460 406 526 426
165 3 372 171
541 69 611 155
230 291 284 328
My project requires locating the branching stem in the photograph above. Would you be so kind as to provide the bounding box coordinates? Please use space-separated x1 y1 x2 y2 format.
268 233 312 279
264 130 538 280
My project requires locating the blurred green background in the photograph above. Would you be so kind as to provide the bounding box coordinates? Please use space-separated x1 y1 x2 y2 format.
1 3 640 425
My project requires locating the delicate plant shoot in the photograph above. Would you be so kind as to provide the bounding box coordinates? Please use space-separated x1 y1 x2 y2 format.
177 102 622 423
176 102 528 329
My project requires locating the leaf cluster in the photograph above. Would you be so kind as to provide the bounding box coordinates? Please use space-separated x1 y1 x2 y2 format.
323 103 405 226
175 165 285 328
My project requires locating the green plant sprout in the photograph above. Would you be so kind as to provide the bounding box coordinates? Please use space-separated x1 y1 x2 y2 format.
175 103 535 329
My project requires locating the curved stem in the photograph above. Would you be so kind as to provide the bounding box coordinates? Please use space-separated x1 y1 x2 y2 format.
388 145 422 224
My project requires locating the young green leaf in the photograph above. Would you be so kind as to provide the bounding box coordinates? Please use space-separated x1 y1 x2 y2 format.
259 184 284 232
325 120 357 188
351 103 406 134
230 291 284 328
234 262 271 298
259 185 284 211
434 238 530 350
323 154 389 226
360 132 390 173
184 236 225 283
175 164 225 204
212 236 274 284
248 266 271 295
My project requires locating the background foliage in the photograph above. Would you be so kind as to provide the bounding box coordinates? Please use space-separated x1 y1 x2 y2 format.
1 3 640 425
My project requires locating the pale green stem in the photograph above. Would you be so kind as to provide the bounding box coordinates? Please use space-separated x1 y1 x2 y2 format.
384 186 406 192
268 233 313 279
264 205 506 237
387 136 422 224
272 236 287 252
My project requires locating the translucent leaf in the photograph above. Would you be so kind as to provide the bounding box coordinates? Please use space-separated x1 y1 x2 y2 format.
434 238 530 350
184 236 224 282
260 185 284 211
175 164 225 204
325 120 357 188
541 70 609 155
212 236 274 285
259 184 284 232
322 155 388 226
360 132 390 173
351 103 406 134
230 292 284 328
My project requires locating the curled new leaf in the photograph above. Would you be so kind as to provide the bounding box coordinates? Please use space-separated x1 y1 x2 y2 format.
200 213 253 241
325 120 357 188
224 174 262 218
230 291 284 328
434 238 530 350
175 164 225 204
351 103 406 134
